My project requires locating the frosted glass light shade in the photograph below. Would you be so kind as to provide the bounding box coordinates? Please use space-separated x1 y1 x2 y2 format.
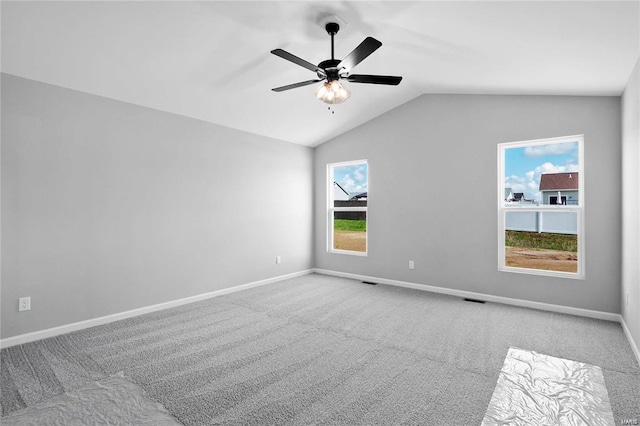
315 80 351 104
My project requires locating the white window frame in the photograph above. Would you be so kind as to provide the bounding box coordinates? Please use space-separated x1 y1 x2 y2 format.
498 135 585 279
327 160 368 256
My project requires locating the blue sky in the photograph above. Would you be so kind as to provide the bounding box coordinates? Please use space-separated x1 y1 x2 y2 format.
333 163 368 196
504 141 579 202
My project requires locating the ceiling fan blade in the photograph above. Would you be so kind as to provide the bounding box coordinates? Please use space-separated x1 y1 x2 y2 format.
347 74 403 85
272 79 323 92
338 37 382 72
271 49 324 75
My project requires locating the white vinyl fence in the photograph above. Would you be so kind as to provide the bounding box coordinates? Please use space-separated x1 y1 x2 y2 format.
505 211 577 235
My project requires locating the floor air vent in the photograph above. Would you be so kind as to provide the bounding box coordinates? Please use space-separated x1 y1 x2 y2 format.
464 298 486 304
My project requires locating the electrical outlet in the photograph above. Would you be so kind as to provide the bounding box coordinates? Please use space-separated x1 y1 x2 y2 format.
409 260 415 270
19 297 31 312
276 256 281 264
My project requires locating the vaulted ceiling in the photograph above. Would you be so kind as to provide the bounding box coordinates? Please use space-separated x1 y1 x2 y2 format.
2 1 638 146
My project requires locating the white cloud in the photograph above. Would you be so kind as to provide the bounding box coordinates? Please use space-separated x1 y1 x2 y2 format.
339 174 367 194
524 143 576 158
505 174 527 193
534 161 579 175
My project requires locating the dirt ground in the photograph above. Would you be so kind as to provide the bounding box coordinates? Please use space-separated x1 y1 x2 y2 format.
332 235 576 272
506 247 577 273
334 232 366 252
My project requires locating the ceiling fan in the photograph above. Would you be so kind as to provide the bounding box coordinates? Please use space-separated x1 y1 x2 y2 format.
271 22 402 104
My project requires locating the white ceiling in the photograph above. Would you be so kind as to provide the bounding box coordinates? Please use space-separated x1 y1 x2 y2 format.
2 1 639 147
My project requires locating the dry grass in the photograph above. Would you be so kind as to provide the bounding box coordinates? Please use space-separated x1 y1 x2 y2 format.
506 247 577 273
333 231 366 252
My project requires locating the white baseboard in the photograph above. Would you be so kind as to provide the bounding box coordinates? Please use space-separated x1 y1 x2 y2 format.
620 315 640 367
0 269 313 349
313 268 621 322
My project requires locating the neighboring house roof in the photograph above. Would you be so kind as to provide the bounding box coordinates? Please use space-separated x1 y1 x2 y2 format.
350 192 367 200
539 172 579 191
505 188 514 200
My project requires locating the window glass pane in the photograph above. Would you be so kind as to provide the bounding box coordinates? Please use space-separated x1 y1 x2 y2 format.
500 136 583 277
504 141 579 207
333 211 367 252
332 163 368 206
505 211 578 273
329 161 368 254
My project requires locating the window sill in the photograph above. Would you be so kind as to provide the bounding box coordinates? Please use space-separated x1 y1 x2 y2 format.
328 249 368 257
499 265 585 280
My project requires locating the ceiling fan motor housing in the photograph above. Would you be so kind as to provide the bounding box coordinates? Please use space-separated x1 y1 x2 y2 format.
317 59 342 81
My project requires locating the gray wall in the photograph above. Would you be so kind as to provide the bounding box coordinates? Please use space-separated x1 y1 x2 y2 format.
315 94 621 314
622 57 640 347
1 74 314 339
2 74 630 341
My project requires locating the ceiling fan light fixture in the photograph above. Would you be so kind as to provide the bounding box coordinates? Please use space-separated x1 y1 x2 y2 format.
315 80 351 104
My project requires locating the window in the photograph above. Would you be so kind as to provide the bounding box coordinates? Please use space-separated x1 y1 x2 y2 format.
498 136 584 278
328 160 368 255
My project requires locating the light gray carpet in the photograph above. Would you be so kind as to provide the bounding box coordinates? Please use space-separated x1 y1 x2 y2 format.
2 274 639 425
